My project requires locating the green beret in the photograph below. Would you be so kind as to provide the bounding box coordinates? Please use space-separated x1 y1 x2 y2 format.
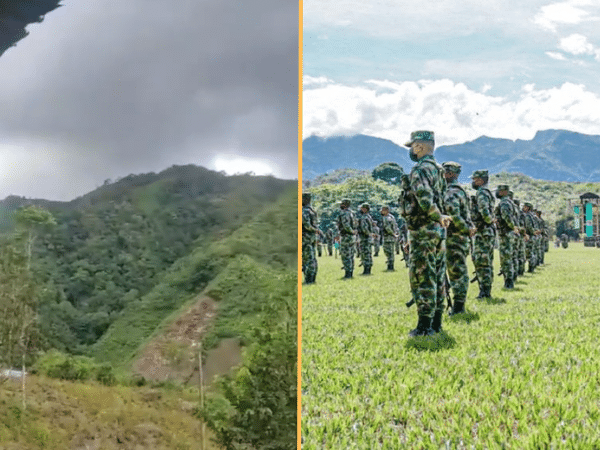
514 199 520 206
302 193 311 201
361 203 370 210
508 190 514 198
470 169 488 179
442 161 461 174
524 202 533 208
404 130 434 147
381 205 389 211
496 184 509 191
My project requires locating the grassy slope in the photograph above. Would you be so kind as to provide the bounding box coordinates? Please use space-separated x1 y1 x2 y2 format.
301 245 600 448
90 187 297 368
0 375 217 450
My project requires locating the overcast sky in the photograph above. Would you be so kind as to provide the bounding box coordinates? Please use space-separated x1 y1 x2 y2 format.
303 0 600 148
0 0 298 201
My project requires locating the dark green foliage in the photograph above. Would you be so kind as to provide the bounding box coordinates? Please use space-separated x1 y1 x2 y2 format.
34 350 117 385
372 162 404 185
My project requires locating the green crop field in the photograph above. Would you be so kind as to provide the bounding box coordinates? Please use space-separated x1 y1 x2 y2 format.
301 243 600 449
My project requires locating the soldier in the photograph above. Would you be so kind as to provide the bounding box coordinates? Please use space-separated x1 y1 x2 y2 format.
535 210 547 264
337 198 357 279
397 214 409 267
372 222 381 257
507 191 520 281
514 199 527 277
401 130 450 336
442 162 475 315
381 206 398 271
358 203 374 275
316 228 324 257
470 170 495 298
325 226 334 256
302 193 318 284
494 185 519 289
523 202 537 271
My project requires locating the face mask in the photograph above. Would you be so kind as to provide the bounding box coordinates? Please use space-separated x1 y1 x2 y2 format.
471 181 479 189
409 148 419 162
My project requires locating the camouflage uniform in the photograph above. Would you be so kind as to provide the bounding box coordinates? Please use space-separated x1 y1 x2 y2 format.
523 203 537 271
495 185 518 289
302 194 318 283
507 192 520 280
325 228 334 256
400 131 447 336
381 209 397 270
536 211 547 264
397 214 409 266
532 212 542 268
337 199 357 278
442 162 472 314
372 223 381 256
470 170 495 298
358 204 374 275
316 229 324 257
514 200 526 276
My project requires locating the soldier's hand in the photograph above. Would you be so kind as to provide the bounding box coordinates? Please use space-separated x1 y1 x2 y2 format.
469 227 477 237
438 215 452 228
403 243 409 253
514 227 520 235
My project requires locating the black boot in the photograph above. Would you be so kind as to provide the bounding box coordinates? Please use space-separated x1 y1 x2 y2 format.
431 309 444 333
503 277 511 289
409 316 434 337
450 300 465 316
365 266 371 275
476 285 486 299
387 262 394 271
343 270 353 279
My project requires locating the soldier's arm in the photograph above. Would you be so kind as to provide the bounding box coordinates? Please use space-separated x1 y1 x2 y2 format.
500 203 516 229
477 190 494 224
411 170 443 222
302 209 317 233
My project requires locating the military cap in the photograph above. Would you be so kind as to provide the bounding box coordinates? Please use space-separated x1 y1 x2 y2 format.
404 130 434 147
381 205 389 211
470 169 488 179
524 202 533 208
340 198 351 206
496 184 509 191
514 199 521 206
360 203 370 210
442 161 461 174
508 190 514 198
302 193 311 201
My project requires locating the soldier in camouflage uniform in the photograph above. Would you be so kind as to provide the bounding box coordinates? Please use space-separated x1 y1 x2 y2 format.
494 185 519 289
470 170 496 298
381 206 398 271
325 226 334 256
302 193 318 284
514 199 527 277
535 210 547 264
442 162 475 315
531 208 542 269
400 131 450 336
507 191 520 281
372 222 381 256
523 202 538 272
396 214 410 267
358 203 374 275
316 228 324 257
337 198 357 279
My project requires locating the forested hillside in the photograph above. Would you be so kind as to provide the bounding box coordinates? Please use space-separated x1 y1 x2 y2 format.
0 165 294 356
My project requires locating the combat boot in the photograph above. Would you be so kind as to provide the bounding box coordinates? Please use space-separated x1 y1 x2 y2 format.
365 266 371 275
503 277 511 289
476 287 486 299
431 310 444 333
450 300 465 315
386 262 394 271
343 270 353 279
408 316 434 337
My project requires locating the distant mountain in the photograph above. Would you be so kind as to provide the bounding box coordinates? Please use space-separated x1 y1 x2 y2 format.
303 130 600 183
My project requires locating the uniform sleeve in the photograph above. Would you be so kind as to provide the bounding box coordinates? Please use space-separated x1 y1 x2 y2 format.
477 190 494 224
445 189 471 234
340 212 354 234
302 208 316 233
500 202 516 229
411 168 443 222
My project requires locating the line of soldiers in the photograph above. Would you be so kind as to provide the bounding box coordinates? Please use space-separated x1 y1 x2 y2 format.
302 130 550 337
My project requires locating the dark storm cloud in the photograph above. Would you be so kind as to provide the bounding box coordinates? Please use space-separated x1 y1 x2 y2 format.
0 0 298 200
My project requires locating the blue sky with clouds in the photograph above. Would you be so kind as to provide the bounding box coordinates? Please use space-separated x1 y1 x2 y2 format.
303 0 600 146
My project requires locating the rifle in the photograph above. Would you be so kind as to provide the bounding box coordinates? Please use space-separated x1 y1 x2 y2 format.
470 271 479 284
444 271 453 311
406 298 415 308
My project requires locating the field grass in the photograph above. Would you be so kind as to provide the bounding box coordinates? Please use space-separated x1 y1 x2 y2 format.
301 243 600 449
0 375 216 450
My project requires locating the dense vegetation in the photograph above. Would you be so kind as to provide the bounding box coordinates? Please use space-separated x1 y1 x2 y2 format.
302 244 600 448
305 171 600 237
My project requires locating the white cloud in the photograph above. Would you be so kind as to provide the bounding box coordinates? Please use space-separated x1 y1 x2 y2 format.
533 1 593 32
211 155 275 176
482 84 493 93
545 51 567 60
558 33 595 54
303 75 334 86
303 78 600 146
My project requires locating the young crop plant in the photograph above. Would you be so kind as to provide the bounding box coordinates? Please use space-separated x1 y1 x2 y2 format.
301 243 600 448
